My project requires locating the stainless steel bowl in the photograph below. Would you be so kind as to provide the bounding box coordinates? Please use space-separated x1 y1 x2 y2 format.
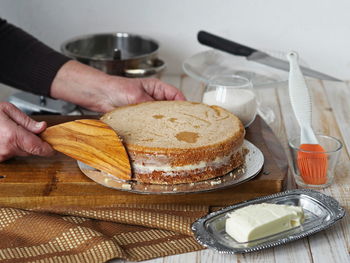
61 33 165 77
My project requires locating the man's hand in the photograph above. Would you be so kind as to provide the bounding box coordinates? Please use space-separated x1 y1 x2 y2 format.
50 60 186 113
0 102 54 162
95 76 186 112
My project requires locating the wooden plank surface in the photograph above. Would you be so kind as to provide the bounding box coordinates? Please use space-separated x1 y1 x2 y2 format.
0 114 287 208
128 76 350 263
306 80 350 263
1 75 349 263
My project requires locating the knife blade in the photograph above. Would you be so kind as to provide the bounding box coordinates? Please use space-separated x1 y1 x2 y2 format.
197 31 342 82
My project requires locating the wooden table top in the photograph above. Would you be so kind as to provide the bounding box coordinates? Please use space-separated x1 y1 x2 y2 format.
1 75 349 263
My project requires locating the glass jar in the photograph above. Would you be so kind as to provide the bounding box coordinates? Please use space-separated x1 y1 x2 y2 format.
202 75 257 127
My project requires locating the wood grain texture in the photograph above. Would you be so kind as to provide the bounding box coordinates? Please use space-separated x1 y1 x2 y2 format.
40 119 131 181
306 80 350 262
0 114 287 209
256 82 306 263
138 76 350 263
2 75 349 263
277 79 350 263
257 83 296 190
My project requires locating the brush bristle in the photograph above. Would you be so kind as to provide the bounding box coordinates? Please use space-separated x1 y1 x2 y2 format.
297 144 328 185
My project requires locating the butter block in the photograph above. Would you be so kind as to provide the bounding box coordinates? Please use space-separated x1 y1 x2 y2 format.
225 203 304 243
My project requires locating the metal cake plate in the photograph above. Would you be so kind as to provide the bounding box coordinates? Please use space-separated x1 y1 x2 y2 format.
77 140 264 194
191 189 345 253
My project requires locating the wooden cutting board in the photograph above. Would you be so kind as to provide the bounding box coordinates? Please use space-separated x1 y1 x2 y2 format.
0 115 288 209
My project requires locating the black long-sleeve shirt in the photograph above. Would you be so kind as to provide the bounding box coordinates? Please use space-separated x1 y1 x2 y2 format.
0 18 71 96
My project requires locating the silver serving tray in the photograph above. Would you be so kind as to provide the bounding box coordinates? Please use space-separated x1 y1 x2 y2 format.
77 140 263 194
192 189 345 253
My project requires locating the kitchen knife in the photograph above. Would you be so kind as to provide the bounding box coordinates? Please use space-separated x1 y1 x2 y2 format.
197 31 342 82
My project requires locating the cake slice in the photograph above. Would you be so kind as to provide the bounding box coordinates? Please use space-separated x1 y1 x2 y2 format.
101 101 245 184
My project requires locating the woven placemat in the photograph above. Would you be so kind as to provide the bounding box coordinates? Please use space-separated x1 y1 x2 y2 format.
0 204 208 262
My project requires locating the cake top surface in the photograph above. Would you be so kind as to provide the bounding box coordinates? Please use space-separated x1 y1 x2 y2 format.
101 101 244 149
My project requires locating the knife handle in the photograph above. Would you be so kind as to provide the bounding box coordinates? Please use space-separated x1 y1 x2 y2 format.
198 31 257 57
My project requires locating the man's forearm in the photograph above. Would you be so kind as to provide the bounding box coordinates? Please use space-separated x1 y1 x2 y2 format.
50 60 114 112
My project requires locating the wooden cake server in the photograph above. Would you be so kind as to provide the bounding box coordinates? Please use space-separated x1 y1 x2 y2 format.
40 119 131 181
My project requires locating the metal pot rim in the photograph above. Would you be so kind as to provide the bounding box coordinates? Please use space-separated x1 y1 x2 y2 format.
60 32 160 62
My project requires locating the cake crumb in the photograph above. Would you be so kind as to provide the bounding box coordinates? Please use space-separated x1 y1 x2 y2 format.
210 180 222 186
122 184 131 190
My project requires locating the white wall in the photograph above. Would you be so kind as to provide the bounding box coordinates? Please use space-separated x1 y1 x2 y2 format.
1 0 349 79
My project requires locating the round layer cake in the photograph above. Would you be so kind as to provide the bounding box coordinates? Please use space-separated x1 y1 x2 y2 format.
101 101 245 184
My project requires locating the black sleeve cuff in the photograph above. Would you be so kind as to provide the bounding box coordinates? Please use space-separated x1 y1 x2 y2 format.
26 48 71 97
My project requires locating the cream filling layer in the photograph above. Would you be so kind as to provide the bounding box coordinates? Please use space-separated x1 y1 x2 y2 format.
133 147 243 175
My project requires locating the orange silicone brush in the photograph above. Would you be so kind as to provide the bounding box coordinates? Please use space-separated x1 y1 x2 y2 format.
287 51 328 185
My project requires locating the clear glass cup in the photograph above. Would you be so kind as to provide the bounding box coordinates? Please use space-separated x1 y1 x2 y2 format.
202 75 257 127
289 134 343 189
